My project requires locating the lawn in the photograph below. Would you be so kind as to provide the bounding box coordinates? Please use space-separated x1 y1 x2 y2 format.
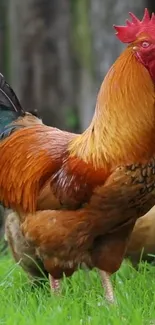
1 254 155 325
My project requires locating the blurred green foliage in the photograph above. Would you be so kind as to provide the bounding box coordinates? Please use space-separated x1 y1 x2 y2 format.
66 108 80 131
71 0 93 74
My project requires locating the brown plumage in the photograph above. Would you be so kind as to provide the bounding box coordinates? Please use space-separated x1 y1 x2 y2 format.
2 9 155 303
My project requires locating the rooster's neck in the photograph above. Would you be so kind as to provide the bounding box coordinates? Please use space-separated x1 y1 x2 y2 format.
69 47 155 169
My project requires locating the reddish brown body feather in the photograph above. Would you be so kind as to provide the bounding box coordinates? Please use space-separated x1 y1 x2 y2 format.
22 160 155 277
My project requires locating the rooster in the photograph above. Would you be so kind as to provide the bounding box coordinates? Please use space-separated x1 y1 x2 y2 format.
1 8 155 303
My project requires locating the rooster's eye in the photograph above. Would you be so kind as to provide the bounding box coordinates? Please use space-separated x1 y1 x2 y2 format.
141 41 150 48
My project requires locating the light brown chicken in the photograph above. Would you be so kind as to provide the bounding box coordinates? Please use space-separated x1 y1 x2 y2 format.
126 206 155 266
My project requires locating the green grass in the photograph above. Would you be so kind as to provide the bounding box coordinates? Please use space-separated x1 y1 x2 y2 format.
1 255 155 325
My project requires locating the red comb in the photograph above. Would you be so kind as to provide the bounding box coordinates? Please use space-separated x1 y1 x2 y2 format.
113 8 155 43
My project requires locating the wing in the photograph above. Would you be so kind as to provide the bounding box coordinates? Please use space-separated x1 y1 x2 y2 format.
0 124 76 212
0 121 107 213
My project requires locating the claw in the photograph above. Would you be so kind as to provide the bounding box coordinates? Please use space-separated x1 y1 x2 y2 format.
49 274 60 294
99 270 115 304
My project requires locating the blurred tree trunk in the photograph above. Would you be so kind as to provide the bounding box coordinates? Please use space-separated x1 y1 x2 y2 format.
147 0 155 14
89 0 146 94
0 1 9 245
9 0 75 130
0 0 8 76
71 0 95 131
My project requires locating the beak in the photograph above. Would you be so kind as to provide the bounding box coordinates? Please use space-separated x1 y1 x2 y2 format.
133 46 138 51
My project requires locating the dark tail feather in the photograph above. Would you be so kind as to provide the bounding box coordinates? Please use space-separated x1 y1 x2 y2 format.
0 73 25 115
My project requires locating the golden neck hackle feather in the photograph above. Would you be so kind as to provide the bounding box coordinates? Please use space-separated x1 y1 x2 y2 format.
69 47 155 169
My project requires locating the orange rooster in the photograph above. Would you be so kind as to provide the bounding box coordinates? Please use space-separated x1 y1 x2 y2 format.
1 8 155 303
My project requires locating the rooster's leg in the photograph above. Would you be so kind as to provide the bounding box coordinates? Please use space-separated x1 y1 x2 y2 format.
48 274 60 294
99 270 115 304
